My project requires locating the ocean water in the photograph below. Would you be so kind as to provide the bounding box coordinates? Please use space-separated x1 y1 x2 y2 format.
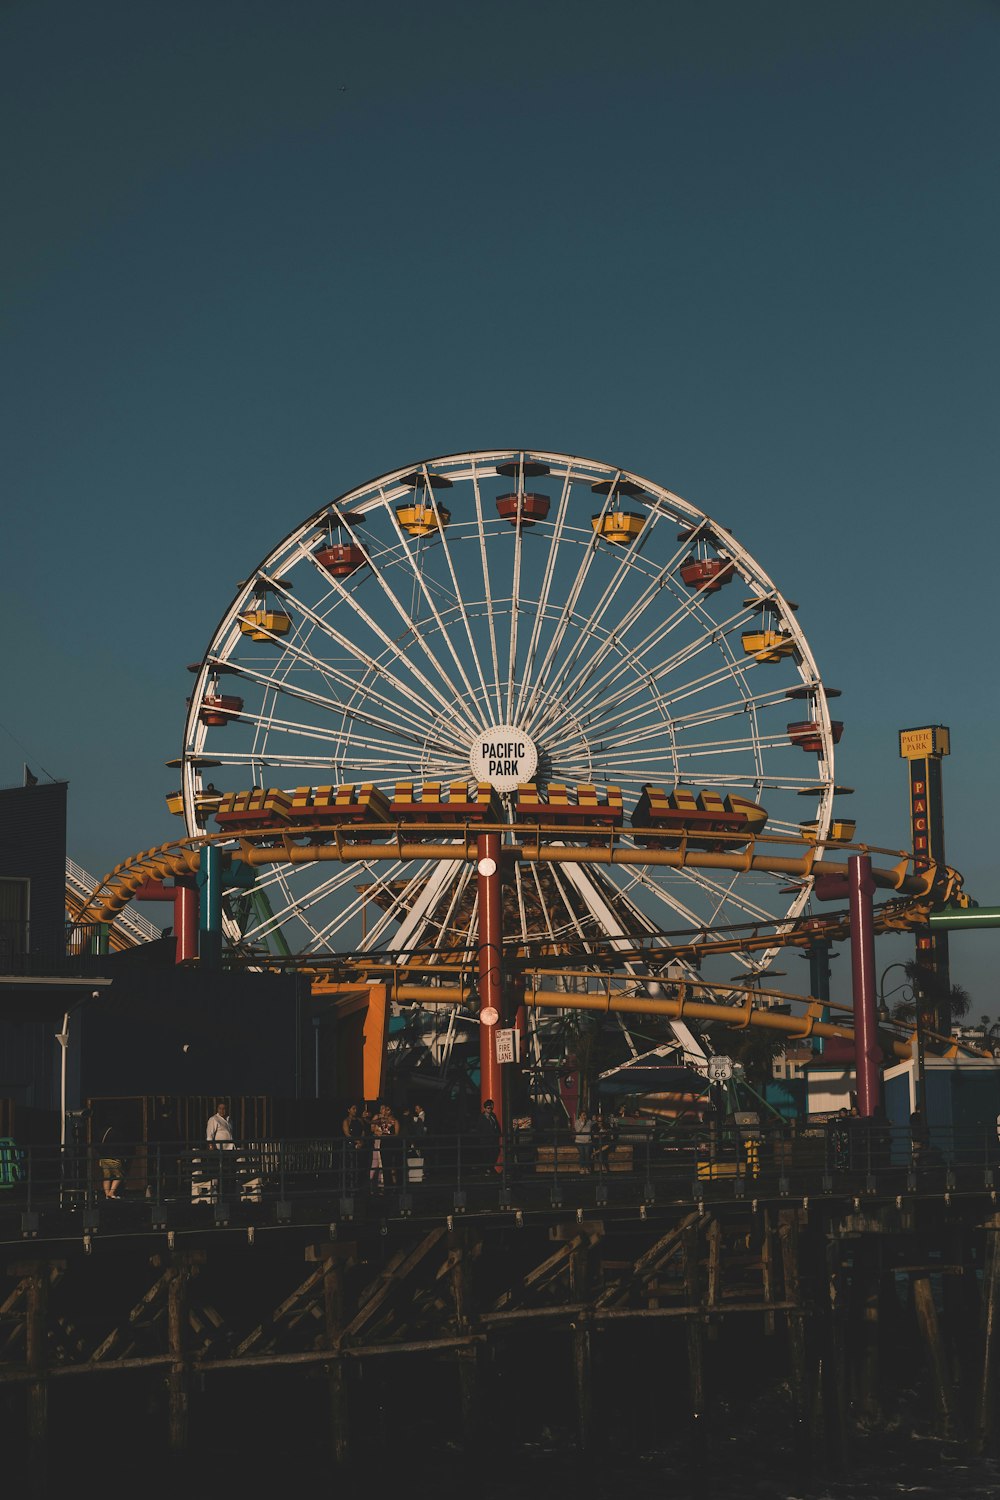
171 1435 1000 1500
22 1415 998 1500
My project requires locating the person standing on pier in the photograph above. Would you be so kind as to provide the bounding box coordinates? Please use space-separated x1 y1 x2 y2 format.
828 1108 850 1172
206 1101 234 1147
574 1108 593 1171
910 1105 929 1164
206 1100 236 1199
341 1102 365 1191
477 1098 502 1175
379 1101 404 1187
406 1102 428 1181
99 1125 125 1200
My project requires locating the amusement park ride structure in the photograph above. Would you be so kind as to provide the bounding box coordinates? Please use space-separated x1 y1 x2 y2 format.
72 451 986 1115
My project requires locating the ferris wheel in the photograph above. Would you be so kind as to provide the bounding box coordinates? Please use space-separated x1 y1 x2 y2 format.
179 449 841 998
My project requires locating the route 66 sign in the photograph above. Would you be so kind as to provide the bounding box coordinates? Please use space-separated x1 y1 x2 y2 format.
707 1055 733 1084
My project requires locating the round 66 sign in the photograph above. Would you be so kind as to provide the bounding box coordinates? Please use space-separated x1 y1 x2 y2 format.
470 725 538 793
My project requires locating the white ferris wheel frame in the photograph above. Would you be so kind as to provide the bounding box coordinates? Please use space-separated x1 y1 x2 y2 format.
179 449 838 1013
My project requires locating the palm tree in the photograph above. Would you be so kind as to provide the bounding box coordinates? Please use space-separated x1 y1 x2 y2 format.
890 960 970 1035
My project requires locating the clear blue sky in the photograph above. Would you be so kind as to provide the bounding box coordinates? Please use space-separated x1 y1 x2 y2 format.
3 2 998 1013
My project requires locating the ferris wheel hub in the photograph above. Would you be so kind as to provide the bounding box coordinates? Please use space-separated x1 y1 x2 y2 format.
469 724 538 792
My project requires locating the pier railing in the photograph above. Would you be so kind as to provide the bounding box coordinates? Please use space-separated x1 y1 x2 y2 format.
3 1119 1000 1236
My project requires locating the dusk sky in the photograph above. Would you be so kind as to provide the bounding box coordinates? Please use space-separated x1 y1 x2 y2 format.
4 2 998 1014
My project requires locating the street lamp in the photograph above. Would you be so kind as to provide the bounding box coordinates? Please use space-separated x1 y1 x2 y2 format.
56 990 102 1147
56 1016 70 1148
878 962 911 1023
878 961 923 1111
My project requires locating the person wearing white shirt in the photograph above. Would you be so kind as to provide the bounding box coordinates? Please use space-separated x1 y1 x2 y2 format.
206 1100 236 1199
206 1102 234 1146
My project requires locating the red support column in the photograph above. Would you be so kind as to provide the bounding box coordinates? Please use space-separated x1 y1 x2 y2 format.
477 831 503 1124
132 880 175 902
175 880 199 965
511 974 526 1074
849 853 880 1118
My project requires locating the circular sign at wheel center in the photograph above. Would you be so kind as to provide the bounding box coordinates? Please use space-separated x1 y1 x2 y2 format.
469 725 538 793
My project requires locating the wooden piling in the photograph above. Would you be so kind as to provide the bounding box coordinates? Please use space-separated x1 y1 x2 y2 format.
853 1236 882 1423
682 1222 708 1460
818 1224 849 1474
165 1259 190 1456
310 1241 356 1467
448 1230 481 1447
569 1236 594 1453
976 1213 1000 1455
761 1209 776 1336
779 1210 809 1451
912 1273 956 1439
24 1264 49 1497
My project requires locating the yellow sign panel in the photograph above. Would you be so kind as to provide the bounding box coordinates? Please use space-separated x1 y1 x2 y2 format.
899 725 950 760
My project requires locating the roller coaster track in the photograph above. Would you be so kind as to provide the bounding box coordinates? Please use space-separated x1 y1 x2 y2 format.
66 822 982 1059
382 972 987 1063
65 857 162 951
73 821 962 930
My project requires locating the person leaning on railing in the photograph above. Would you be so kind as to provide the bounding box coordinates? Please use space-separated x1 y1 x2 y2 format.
99 1126 126 1200
206 1101 236 1198
574 1109 593 1172
341 1102 365 1191
592 1112 615 1173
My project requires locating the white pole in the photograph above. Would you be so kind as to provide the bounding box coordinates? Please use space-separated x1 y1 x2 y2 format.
56 1012 70 1148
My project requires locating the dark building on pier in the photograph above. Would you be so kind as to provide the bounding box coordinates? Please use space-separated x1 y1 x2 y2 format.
0 781 316 1143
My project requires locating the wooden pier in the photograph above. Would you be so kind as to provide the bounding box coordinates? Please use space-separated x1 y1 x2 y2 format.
2 1177 1000 1493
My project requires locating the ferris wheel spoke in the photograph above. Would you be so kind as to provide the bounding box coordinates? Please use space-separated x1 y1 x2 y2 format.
527 861 560 948
239 620 465 753
544 595 754 740
510 466 575 726
424 862 476 954
236 863 363 945
658 864 784 928
503 473 528 725
316 860 433 950
191 749 471 779
531 564 708 742
261 567 475 741
362 858 468 956
546 690 767 764
424 476 495 722
371 484 485 721
518 473 619 732
543 861 604 952
524 489 671 741
567 681 792 753
208 654 445 747
228 704 457 765
542 651 773 774
527 519 686 734
563 722 790 767
382 855 472 958
608 862 779 943
511 860 531 948
657 682 790 730
471 467 504 724
606 867 710 935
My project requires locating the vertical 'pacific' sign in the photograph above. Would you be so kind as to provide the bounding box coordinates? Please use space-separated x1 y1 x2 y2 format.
898 725 952 1029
